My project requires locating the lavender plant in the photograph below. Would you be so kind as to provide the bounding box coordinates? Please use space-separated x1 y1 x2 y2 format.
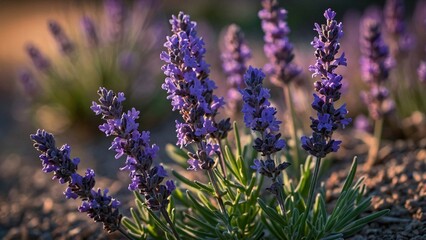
303 7 351 216
220 24 251 118
258 8 387 240
384 0 412 58
29 6 389 240
241 66 290 215
30 130 129 237
258 0 303 173
20 0 166 132
381 0 426 127
359 16 395 167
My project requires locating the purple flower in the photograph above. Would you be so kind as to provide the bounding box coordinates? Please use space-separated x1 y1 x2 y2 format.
240 66 285 150
384 0 413 56
48 20 74 55
25 44 51 71
18 69 37 96
92 87 173 211
220 24 251 113
241 66 290 184
104 0 126 42
30 130 122 232
418 61 426 83
258 0 300 86
302 8 351 158
360 16 395 120
161 12 231 171
78 188 121 232
81 16 99 47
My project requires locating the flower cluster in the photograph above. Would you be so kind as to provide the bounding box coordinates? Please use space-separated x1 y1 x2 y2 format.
160 12 231 171
360 17 395 120
302 8 351 158
91 87 175 211
221 24 251 113
241 67 290 183
384 0 412 56
30 129 122 233
258 0 300 86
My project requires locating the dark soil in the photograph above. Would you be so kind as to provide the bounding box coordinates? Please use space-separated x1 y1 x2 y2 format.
327 133 426 240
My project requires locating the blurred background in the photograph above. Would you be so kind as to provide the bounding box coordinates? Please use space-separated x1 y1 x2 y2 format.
0 0 424 238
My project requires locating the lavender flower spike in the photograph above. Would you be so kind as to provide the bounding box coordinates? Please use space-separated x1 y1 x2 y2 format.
240 67 290 180
221 24 251 114
360 17 395 120
161 12 231 171
25 44 51 71
81 16 99 47
302 8 351 158
384 0 413 56
104 0 126 42
259 0 301 86
240 66 290 212
30 129 122 232
48 20 74 55
91 87 174 211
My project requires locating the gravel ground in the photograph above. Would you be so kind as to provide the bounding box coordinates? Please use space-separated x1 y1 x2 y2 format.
0 118 425 239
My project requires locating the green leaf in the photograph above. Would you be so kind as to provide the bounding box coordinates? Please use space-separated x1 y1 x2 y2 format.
184 213 216 232
257 198 286 225
186 191 217 223
146 208 173 235
194 180 215 194
333 197 372 231
122 216 142 236
341 157 357 193
295 155 312 198
233 121 242 157
341 209 389 236
130 208 144 232
238 156 248 185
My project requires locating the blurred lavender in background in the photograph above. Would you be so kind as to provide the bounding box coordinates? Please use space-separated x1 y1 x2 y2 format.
220 24 251 117
360 16 395 120
19 0 167 134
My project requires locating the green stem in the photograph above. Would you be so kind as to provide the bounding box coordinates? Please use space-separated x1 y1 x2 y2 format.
275 180 287 218
160 207 182 240
207 169 234 237
217 140 228 179
365 117 383 168
118 225 135 240
304 156 322 225
283 84 301 177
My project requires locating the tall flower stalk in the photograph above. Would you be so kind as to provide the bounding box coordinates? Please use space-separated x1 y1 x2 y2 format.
384 0 412 58
258 0 302 173
360 17 395 168
30 130 131 239
241 66 291 215
160 11 232 231
302 8 350 218
220 24 251 118
91 87 180 239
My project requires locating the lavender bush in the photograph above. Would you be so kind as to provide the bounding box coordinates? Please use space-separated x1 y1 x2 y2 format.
20 0 166 132
29 4 391 240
